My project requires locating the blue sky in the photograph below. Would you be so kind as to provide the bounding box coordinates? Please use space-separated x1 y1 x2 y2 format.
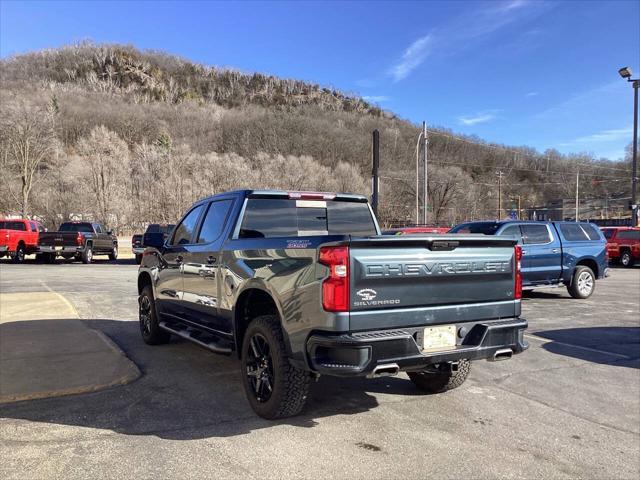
1 0 638 160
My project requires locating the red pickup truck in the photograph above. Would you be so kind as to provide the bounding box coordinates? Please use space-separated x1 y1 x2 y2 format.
0 219 44 263
601 227 640 267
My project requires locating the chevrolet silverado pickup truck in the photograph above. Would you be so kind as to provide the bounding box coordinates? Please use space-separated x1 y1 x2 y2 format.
133 223 175 264
450 220 608 299
138 190 527 419
38 221 118 263
0 219 44 263
601 227 640 267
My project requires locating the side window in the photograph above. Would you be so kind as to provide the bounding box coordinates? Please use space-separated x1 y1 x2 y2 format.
580 224 601 241
29 222 37 232
197 200 233 244
93 224 102 234
521 225 551 244
618 230 640 240
499 225 522 241
559 223 588 241
170 205 205 245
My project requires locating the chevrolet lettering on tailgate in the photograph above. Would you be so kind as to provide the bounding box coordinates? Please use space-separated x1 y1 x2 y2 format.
362 260 512 277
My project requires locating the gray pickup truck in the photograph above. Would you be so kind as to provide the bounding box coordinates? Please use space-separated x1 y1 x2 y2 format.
138 190 528 419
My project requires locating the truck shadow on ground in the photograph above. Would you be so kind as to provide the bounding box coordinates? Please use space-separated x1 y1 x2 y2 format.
535 327 640 369
0 319 427 440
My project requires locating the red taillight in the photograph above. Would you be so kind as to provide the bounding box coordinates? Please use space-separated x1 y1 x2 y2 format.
514 245 522 299
319 246 349 312
76 233 85 246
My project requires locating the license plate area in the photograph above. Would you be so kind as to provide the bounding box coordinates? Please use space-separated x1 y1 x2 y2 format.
423 325 457 351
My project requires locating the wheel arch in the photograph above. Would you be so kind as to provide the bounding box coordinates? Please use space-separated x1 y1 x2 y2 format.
233 286 289 358
575 257 599 277
138 271 153 295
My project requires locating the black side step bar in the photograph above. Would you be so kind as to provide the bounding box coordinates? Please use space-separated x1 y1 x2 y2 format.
159 321 233 355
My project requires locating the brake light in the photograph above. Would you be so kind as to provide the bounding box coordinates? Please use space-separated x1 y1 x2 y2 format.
319 246 349 312
514 245 522 299
288 191 336 200
76 233 85 246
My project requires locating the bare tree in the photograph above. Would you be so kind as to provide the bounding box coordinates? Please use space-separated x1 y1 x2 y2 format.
0 100 57 217
77 126 129 227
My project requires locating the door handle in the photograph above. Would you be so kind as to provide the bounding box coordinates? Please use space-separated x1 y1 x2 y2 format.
521 250 527 255
176 255 183 264
552 248 560 253
207 256 217 264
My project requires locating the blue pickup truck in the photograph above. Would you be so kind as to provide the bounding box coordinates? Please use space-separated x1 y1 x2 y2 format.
449 220 608 299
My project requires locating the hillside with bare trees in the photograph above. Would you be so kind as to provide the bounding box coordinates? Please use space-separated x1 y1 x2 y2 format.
0 43 633 231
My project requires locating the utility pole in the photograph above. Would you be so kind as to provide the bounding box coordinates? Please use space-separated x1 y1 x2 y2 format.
575 170 580 221
423 121 428 225
415 125 424 225
371 130 380 217
496 171 504 219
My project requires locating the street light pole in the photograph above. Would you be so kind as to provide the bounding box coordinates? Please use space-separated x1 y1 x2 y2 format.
423 121 428 225
632 79 638 226
618 67 639 226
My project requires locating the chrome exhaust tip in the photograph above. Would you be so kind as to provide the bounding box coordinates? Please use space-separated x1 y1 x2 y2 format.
490 348 513 362
368 363 400 378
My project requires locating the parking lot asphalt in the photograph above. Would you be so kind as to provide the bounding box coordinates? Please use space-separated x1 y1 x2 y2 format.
0 259 639 479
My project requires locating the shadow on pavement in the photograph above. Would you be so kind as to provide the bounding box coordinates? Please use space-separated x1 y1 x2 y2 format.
522 290 572 300
0 318 428 440
535 327 640 368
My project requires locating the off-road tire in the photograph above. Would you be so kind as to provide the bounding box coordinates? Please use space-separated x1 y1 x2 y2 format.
139 285 171 345
620 251 633 268
241 315 310 419
82 244 93 264
109 244 118 261
135 254 142 265
408 359 471 394
567 265 595 299
12 244 26 264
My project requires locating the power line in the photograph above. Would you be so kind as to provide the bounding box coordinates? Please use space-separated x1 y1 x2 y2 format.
425 129 631 173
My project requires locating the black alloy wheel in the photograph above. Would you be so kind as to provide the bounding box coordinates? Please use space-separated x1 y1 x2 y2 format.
245 333 275 403
139 294 153 337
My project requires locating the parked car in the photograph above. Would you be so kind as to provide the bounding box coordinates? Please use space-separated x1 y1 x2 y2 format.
131 224 176 264
0 219 44 263
138 189 527 419
38 221 118 263
601 226 640 267
449 220 608 299
383 226 450 235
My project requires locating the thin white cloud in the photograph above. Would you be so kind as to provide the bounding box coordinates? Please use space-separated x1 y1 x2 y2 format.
458 112 497 126
363 95 390 103
572 127 633 144
389 35 432 82
386 0 541 82
525 91 539 97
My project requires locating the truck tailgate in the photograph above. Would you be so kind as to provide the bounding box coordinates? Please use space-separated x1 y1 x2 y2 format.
349 235 517 311
38 232 79 247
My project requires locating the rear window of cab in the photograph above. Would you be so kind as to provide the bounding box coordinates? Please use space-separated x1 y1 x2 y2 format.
239 199 377 238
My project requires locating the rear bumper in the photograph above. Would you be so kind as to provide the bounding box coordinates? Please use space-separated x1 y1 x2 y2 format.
306 318 528 377
38 245 83 255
